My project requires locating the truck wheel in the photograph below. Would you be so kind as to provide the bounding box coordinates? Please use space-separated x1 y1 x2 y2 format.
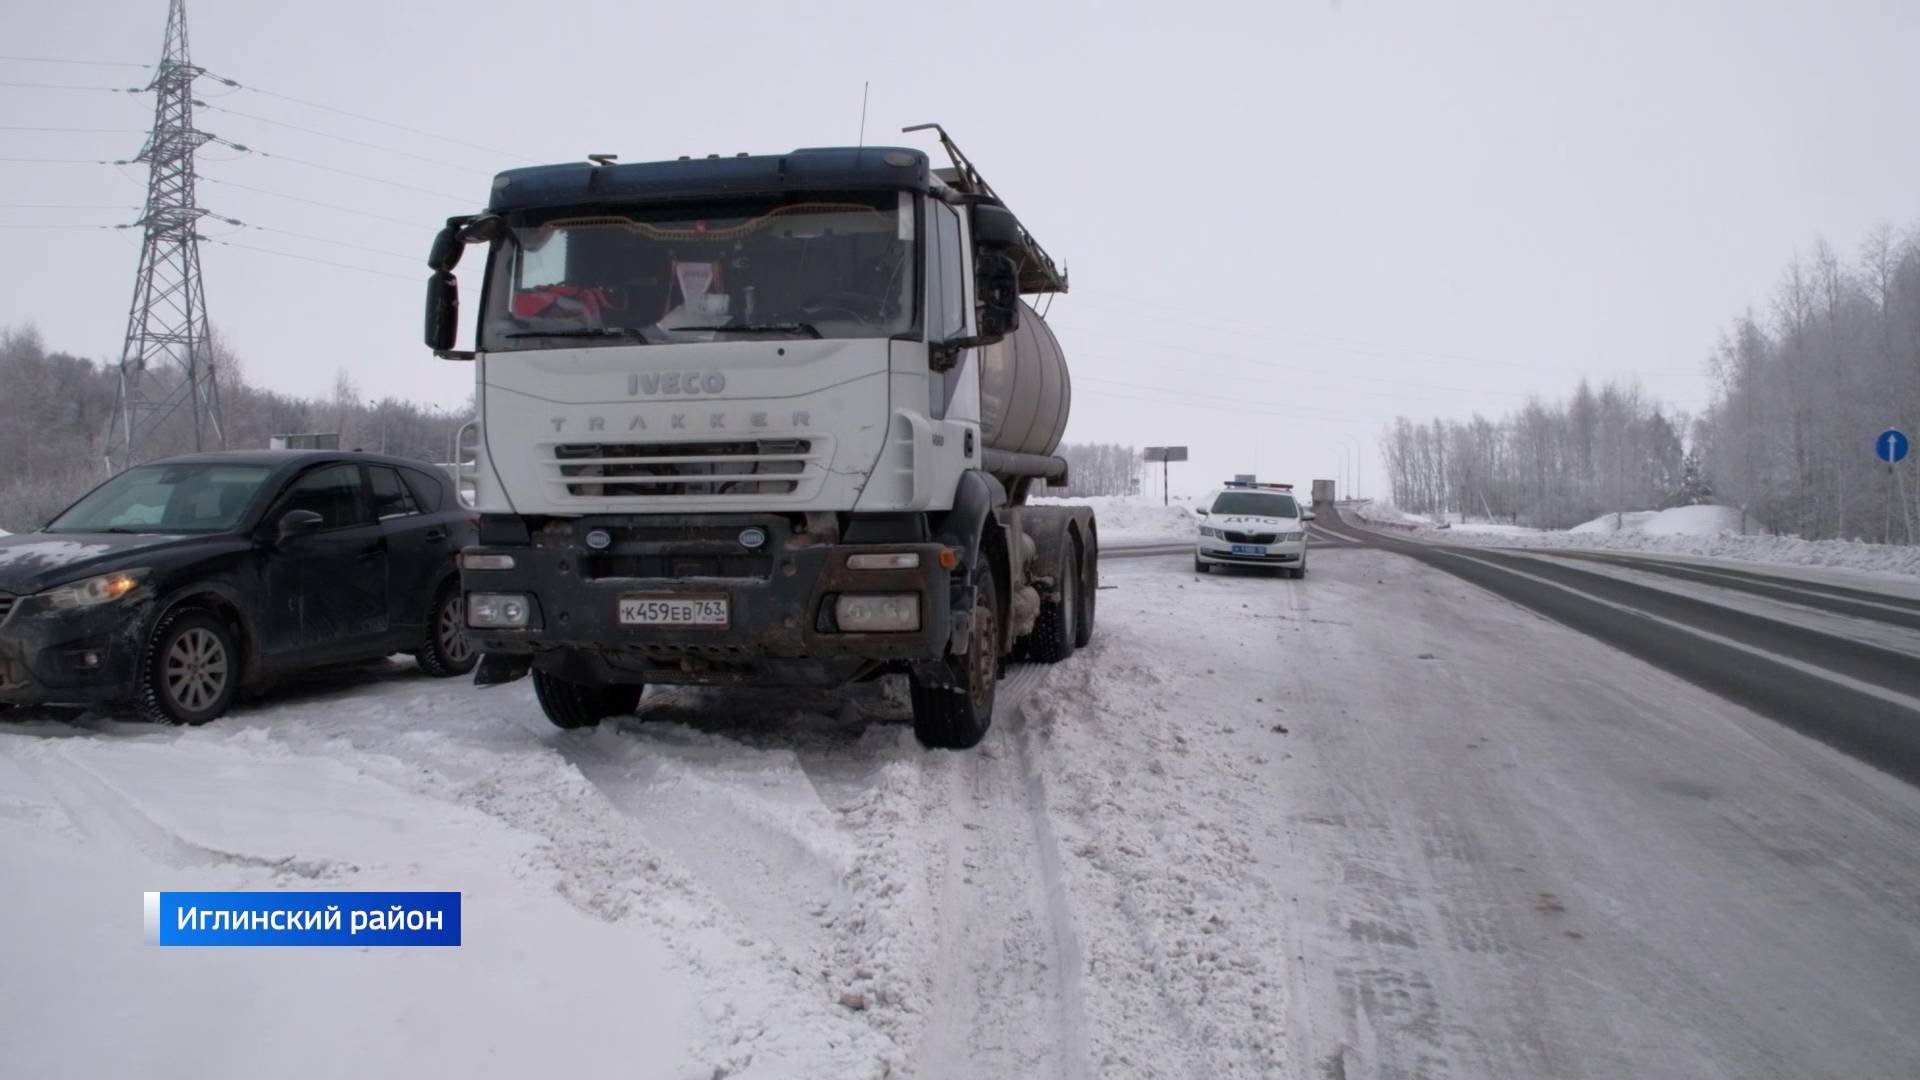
1074 538 1095 648
1026 543 1077 663
417 582 478 678
532 671 642 730
909 570 998 749
137 608 239 726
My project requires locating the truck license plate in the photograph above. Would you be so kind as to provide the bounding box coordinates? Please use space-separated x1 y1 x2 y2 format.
618 594 729 627
1231 544 1268 557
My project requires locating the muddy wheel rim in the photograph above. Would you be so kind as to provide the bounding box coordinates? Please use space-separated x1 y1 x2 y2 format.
970 595 995 706
439 596 472 663
1059 559 1076 644
164 627 227 713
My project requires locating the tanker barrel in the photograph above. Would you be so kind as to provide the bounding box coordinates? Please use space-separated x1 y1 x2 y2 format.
978 300 1071 458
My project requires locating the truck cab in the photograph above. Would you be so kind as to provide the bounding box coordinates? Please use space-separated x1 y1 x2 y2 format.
425 130 1095 748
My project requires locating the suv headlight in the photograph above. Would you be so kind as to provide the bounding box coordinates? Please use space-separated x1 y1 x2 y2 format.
33 568 150 612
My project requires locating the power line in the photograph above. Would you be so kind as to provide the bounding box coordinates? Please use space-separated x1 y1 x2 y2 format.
198 68 533 163
0 155 127 163
0 202 141 209
204 236 417 281
0 125 146 133
206 134 472 200
0 55 150 68
0 80 142 93
238 221 418 262
198 101 493 175
199 174 434 229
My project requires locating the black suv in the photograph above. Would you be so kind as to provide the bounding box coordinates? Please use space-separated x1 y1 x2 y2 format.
0 450 477 723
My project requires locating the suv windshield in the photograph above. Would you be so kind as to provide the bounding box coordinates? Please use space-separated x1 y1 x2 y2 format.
481 192 916 351
1210 491 1299 517
45 463 272 534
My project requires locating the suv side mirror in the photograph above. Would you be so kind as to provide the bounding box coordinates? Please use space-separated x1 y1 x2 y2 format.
276 509 324 542
1303 510 1317 521
1196 508 1209 516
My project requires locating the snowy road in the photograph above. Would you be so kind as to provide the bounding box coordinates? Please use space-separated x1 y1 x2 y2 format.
5 529 1920 1076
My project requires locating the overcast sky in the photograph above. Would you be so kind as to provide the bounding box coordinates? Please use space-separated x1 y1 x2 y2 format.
5 0 1918 496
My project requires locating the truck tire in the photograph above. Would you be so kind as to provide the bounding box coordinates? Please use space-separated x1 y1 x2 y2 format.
909 570 998 749
1025 542 1078 663
532 670 642 730
416 581 478 678
137 607 239 726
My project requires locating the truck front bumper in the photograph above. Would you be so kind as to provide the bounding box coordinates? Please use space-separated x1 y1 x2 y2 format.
460 522 956 689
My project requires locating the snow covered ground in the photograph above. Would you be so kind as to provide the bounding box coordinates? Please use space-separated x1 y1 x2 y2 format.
1353 501 1920 580
6 545 1920 1077
1030 494 1197 543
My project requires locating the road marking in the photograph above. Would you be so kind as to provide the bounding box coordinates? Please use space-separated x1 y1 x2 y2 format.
1442 549 1920 715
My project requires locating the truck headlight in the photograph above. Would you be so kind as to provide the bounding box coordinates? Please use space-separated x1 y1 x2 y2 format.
35 568 149 611
834 593 920 632
468 592 531 628
846 552 920 570
459 553 516 571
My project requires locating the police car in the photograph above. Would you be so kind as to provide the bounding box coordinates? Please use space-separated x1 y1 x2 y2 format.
1194 481 1313 578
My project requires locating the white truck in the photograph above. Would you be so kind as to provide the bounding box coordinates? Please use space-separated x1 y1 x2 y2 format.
423 126 1095 748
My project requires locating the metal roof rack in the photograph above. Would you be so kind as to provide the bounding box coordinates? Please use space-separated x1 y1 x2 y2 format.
904 122 1069 295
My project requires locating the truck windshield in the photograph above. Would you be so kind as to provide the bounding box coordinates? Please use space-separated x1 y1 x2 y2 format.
481 192 916 351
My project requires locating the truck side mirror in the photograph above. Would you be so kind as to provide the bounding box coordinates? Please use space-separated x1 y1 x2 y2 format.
974 252 1021 342
970 203 1023 250
427 222 465 273
425 271 461 354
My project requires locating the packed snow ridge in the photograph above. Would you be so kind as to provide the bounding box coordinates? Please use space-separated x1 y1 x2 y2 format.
1030 495 1196 543
1352 502 1920 578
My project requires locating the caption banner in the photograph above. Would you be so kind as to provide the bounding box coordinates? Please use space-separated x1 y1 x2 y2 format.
144 891 461 947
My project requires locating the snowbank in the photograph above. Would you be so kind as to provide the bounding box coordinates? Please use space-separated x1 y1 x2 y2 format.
1355 502 1920 579
1030 494 1197 542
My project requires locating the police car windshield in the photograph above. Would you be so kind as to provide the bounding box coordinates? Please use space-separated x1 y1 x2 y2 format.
1211 491 1298 517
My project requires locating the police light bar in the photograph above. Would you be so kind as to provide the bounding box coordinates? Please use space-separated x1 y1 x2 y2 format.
1222 480 1294 490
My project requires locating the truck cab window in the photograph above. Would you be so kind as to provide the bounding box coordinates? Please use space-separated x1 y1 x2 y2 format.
480 194 917 351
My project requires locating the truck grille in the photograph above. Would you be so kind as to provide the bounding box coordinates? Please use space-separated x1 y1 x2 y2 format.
1224 531 1278 544
585 553 773 580
546 439 826 500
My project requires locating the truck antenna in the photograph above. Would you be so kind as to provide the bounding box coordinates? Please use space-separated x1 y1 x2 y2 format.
858 81 870 148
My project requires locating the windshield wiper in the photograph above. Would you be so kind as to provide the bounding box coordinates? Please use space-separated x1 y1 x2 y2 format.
671 322 823 339
501 327 650 342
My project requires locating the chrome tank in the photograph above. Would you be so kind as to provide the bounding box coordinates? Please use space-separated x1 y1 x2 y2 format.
977 300 1070 457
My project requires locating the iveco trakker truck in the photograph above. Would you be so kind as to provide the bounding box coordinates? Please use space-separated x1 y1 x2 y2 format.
424 126 1095 748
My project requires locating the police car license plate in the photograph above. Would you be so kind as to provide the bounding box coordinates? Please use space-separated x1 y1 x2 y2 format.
1231 544 1268 557
618 594 729 627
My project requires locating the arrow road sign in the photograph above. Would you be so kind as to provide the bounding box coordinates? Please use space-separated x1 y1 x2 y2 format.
1878 429 1910 464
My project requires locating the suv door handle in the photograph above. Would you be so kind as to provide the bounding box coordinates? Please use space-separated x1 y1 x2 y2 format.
424 528 448 543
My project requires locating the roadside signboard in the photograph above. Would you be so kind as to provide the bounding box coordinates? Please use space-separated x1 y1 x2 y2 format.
1877 428 1909 464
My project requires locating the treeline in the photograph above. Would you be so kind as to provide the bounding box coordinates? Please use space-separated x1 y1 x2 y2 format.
1381 221 1920 542
1696 227 1920 543
1055 442 1139 498
1378 381 1693 529
0 325 471 533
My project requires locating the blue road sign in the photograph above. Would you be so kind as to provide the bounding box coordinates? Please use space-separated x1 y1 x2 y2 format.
1878 428 1910 464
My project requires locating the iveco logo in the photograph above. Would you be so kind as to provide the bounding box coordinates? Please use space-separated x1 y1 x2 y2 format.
629 371 726 396
584 529 612 550
737 527 767 549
